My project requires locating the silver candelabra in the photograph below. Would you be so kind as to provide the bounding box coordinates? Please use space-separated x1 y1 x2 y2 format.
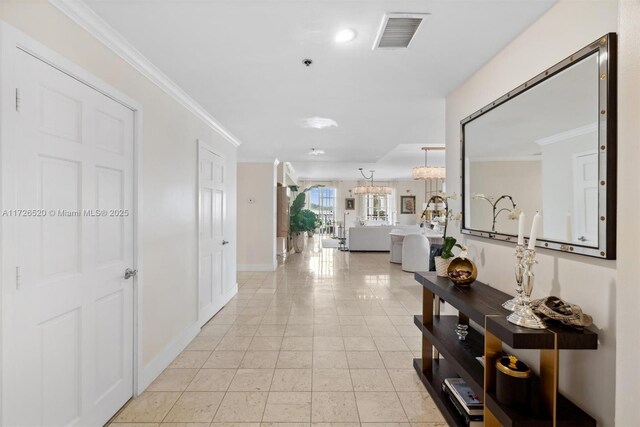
502 244 525 311
507 248 547 329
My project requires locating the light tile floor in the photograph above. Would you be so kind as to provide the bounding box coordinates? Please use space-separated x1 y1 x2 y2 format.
108 236 446 427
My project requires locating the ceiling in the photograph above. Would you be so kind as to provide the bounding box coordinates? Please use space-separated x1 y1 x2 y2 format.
294 143 446 181
84 0 556 180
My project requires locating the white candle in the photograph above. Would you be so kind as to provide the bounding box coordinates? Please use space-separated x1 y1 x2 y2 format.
517 212 526 246
566 212 573 242
528 212 541 250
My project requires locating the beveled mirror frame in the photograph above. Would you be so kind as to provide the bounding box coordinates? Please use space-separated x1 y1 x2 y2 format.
460 33 617 259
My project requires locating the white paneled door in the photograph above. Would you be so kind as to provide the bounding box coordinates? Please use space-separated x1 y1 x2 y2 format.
4 50 134 426
198 145 227 326
573 151 598 245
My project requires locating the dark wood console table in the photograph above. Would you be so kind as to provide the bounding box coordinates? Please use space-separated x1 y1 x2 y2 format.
413 272 597 427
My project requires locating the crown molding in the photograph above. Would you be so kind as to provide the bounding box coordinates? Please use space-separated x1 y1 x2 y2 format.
238 157 279 164
535 122 597 146
469 155 541 162
284 162 295 175
48 0 241 147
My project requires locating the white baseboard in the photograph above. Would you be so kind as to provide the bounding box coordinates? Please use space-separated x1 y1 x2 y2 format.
138 321 200 394
138 282 239 393
237 262 276 271
198 283 238 328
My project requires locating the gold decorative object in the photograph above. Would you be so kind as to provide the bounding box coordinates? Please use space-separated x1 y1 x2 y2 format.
447 257 477 286
496 355 531 378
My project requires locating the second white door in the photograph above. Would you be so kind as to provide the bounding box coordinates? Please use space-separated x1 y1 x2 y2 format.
198 144 227 325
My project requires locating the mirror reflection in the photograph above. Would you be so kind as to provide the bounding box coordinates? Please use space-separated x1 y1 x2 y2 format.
464 52 599 246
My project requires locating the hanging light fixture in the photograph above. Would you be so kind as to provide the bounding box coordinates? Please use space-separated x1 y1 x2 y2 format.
412 146 445 180
352 168 392 195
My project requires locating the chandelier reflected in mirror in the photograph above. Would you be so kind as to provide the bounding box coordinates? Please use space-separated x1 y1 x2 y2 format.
353 168 392 195
412 146 445 179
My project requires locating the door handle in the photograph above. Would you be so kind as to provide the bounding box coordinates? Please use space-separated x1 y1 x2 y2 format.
124 268 138 279
222 240 230 245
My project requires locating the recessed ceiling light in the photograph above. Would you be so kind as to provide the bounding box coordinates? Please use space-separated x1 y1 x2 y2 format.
308 148 325 156
335 28 356 43
299 117 338 129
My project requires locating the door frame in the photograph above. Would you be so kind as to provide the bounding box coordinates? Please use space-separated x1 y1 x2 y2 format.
0 21 146 419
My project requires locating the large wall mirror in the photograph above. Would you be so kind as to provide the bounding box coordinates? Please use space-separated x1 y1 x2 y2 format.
461 34 616 259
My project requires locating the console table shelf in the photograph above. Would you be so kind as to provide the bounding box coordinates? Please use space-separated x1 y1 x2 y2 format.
484 389 596 427
413 358 470 427
485 315 597 350
413 272 597 427
414 314 484 396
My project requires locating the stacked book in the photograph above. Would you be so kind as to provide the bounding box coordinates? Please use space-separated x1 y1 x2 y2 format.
442 378 484 426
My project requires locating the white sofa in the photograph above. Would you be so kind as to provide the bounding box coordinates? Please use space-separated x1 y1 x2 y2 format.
348 225 420 251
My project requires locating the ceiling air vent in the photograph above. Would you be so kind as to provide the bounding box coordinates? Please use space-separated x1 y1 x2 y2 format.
373 13 430 50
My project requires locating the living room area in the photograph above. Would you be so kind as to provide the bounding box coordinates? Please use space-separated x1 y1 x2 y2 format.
237 151 449 271
298 167 446 253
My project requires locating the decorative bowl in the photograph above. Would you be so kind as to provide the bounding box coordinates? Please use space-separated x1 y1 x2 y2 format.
447 257 478 286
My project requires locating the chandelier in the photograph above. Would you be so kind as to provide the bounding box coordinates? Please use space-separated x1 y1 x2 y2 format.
412 146 445 180
353 168 392 195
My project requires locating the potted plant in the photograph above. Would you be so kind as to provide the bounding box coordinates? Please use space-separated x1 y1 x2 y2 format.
302 209 321 238
421 193 464 276
289 185 322 253
435 236 464 276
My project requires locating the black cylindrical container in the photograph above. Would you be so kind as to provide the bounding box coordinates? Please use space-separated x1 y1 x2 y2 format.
496 355 531 407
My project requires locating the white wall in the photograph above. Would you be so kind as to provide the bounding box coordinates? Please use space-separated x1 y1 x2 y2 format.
541 133 595 241
615 1 640 424
395 180 421 225
237 162 277 270
394 179 445 225
468 160 541 235
446 1 618 425
333 180 359 230
0 0 238 379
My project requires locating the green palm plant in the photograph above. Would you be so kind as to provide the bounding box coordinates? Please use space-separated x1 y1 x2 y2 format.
289 185 323 235
300 209 320 232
